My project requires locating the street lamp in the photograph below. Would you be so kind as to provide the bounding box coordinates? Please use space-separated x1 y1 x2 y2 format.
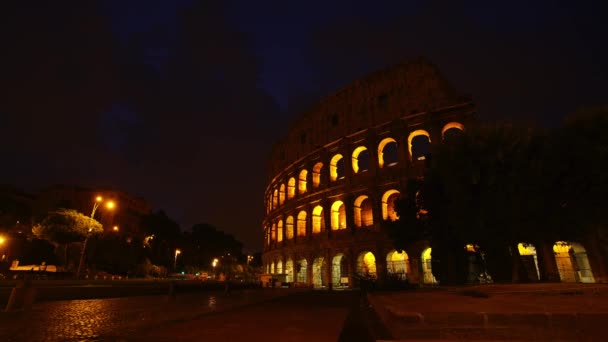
174 249 181 270
0 235 5 262
76 195 116 279
247 255 253 265
112 225 119 232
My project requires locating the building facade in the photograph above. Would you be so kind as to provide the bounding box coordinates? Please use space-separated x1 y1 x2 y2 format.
262 58 608 287
261 58 476 287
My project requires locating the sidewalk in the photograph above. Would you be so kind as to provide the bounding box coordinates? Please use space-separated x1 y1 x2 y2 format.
368 283 608 340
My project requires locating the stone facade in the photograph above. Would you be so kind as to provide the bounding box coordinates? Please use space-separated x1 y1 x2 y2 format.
262 58 475 287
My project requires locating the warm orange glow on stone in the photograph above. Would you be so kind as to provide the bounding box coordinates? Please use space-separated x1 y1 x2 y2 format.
298 169 308 194
287 177 296 199
312 205 324 233
297 211 307 236
312 162 323 188
331 200 346 230
272 189 278 209
277 220 283 242
351 146 368 173
407 129 431 160
387 250 408 274
381 189 400 221
279 184 286 206
377 137 397 168
441 121 464 138
286 216 294 240
329 154 344 181
271 223 276 241
354 195 373 227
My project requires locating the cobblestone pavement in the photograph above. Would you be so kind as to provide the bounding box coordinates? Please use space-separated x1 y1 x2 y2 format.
117 290 355 342
0 288 294 341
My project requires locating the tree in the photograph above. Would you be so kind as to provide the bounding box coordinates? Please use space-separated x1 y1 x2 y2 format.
140 210 181 269
32 209 102 268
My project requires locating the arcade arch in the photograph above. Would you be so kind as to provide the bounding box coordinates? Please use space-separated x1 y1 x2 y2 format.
312 162 324 188
352 146 370 173
277 220 283 242
331 200 347 230
378 137 398 168
382 189 401 221
329 154 345 181
298 169 308 194
553 241 595 283
285 216 294 240
354 195 373 227
287 177 296 199
421 248 437 284
332 253 349 288
312 205 325 233
386 250 408 279
279 184 285 206
356 251 377 278
407 130 431 161
312 257 326 288
296 259 307 283
297 211 307 237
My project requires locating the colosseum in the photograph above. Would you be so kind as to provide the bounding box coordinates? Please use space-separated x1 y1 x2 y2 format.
262 58 477 288
262 57 607 288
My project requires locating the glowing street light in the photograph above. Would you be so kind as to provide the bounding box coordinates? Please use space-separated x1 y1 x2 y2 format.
212 258 219 268
76 195 116 279
174 249 181 270
113 226 119 232
0 236 5 245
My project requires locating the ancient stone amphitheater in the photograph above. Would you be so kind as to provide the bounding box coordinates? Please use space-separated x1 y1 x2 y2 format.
262 58 475 288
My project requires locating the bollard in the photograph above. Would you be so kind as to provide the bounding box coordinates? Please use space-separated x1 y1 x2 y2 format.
5 277 37 312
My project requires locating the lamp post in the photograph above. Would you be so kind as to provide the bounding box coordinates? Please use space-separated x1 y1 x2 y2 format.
76 196 115 279
174 249 181 270
0 235 6 262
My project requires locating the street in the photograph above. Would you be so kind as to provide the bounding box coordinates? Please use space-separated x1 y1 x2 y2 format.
0 289 376 342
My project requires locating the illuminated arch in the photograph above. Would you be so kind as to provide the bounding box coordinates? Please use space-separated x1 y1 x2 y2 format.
352 146 369 173
386 250 409 276
272 189 278 209
276 260 283 274
331 253 349 288
381 189 401 221
553 241 595 283
270 261 275 274
297 211 307 237
329 154 345 181
354 195 373 227
287 177 296 199
356 251 377 277
312 205 325 233
277 220 283 242
378 137 398 168
279 184 286 206
331 200 346 230
441 122 464 139
285 259 294 282
312 162 323 188
312 257 326 288
296 259 307 283
407 129 431 161
298 169 308 194
285 216 294 240
271 223 277 241
422 248 437 284
517 242 540 281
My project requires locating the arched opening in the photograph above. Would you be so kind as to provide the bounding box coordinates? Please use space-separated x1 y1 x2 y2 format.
272 189 278 209
332 254 349 288
312 257 326 288
298 169 308 194
356 251 377 278
279 184 286 206
277 220 283 242
407 130 431 161
354 195 374 227
265 227 270 246
285 259 294 283
352 146 370 173
296 259 307 283
517 243 540 282
382 189 401 221
442 122 465 142
421 248 437 284
266 263 270 274
285 216 294 240
271 223 276 242
464 244 492 284
287 177 296 199
276 260 283 274
386 250 408 280
312 162 323 188
378 137 398 168
270 261 275 274
297 211 307 237
330 154 345 181
331 200 347 230
312 205 325 233
553 241 595 283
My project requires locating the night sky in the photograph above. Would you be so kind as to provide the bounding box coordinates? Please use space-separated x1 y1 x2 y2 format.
1 0 606 251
